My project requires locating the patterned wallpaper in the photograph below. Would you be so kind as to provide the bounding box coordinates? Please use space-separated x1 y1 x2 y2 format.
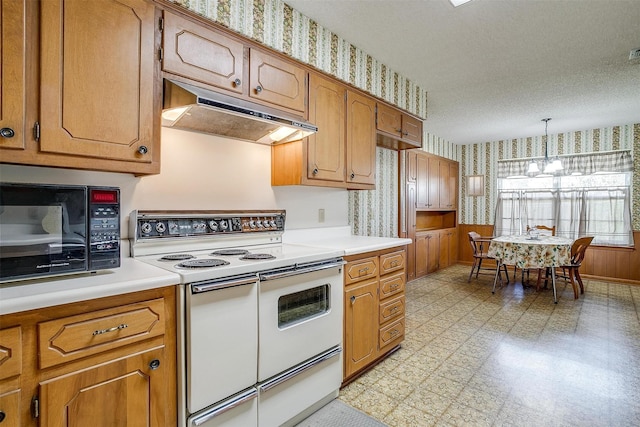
457 123 639 230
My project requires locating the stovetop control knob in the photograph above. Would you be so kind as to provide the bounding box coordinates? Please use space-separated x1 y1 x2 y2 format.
249 220 256 229
256 220 263 228
140 222 152 234
155 222 166 233
270 220 277 228
219 220 228 230
169 221 179 233
208 220 218 231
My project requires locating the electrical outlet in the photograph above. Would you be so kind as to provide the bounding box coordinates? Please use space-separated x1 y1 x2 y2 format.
318 208 325 223
630 48 640 60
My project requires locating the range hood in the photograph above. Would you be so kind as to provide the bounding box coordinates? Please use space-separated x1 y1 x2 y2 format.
162 79 317 144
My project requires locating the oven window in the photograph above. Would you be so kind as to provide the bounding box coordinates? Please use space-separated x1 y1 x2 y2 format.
278 284 330 328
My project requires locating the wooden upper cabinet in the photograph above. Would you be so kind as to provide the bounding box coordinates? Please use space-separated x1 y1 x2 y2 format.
346 90 376 188
0 0 26 150
162 10 245 95
39 0 157 168
249 48 306 113
375 103 422 149
307 73 345 183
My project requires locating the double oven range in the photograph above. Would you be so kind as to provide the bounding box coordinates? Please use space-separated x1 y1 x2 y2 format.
130 210 344 427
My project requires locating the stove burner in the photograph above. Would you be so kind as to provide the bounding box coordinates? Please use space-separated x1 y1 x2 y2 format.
176 259 230 269
240 253 276 261
160 254 195 261
210 249 250 256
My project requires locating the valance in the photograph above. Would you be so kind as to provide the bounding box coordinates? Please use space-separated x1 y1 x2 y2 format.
497 150 633 178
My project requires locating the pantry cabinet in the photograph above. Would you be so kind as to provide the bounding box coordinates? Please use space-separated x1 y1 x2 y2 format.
343 247 406 384
0 0 161 175
400 150 459 280
0 287 177 427
272 73 376 189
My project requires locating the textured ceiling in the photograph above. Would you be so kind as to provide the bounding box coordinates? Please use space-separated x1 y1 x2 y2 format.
284 0 640 145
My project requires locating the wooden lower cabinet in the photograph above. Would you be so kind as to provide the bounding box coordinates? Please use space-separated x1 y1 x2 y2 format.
414 228 457 277
343 247 406 384
39 347 166 427
0 286 176 427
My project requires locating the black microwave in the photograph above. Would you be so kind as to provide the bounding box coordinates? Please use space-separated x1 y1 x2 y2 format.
0 183 121 283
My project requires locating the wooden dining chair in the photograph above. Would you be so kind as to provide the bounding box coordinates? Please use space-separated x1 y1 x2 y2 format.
515 225 556 284
555 236 594 299
467 232 509 283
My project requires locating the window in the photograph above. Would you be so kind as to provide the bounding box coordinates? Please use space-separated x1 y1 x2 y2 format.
495 151 633 247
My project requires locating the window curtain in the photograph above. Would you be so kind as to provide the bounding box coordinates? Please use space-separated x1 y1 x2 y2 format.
494 151 634 247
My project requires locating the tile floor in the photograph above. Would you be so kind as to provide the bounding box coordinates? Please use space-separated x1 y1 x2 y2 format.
338 264 640 426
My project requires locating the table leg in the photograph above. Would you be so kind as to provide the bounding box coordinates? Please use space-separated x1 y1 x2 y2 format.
492 261 502 294
551 266 557 304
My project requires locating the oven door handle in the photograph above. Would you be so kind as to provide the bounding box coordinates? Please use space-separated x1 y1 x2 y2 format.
191 387 258 426
258 345 342 393
259 260 344 281
191 275 258 294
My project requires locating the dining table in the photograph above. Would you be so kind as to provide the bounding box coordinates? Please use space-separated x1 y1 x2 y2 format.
487 234 573 303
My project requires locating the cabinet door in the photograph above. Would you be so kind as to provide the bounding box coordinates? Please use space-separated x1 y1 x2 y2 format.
249 49 306 112
346 90 376 187
416 154 429 208
426 232 439 274
406 182 416 281
0 389 20 427
427 157 440 209
162 11 244 95
40 0 156 164
439 230 451 270
307 74 345 182
0 0 26 150
39 347 166 427
448 162 459 209
344 279 378 379
406 150 418 183
402 114 422 145
376 103 401 136
415 234 427 278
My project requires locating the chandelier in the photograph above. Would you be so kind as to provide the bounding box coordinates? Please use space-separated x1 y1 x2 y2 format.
527 118 563 175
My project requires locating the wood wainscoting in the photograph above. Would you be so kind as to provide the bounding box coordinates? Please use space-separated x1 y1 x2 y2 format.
457 224 640 285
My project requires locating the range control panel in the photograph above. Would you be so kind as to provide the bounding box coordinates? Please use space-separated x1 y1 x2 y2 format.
132 210 286 239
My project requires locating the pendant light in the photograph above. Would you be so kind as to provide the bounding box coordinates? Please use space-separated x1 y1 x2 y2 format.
528 118 562 175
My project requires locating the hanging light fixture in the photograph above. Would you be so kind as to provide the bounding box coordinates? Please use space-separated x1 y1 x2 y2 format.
528 118 562 175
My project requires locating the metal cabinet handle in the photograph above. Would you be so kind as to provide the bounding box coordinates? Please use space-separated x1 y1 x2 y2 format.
149 359 160 370
358 267 369 276
389 329 400 336
233 78 241 87
350 295 356 304
313 167 319 175
0 410 5 423
390 284 400 290
350 172 355 179
255 85 262 93
137 145 148 155
0 128 15 138
93 323 128 336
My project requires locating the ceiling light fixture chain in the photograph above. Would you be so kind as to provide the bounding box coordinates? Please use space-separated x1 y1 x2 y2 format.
527 118 563 176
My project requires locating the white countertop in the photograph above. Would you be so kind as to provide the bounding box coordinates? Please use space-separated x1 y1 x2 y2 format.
0 257 180 315
1 227 409 316
284 226 411 255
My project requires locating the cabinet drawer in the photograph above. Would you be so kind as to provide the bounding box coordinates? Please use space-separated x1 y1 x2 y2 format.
0 326 22 380
345 257 378 285
380 250 405 275
38 298 165 369
379 272 405 300
379 295 405 325
379 318 404 350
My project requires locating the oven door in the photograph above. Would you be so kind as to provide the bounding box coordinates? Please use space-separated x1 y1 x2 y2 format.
257 259 343 381
186 274 258 414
